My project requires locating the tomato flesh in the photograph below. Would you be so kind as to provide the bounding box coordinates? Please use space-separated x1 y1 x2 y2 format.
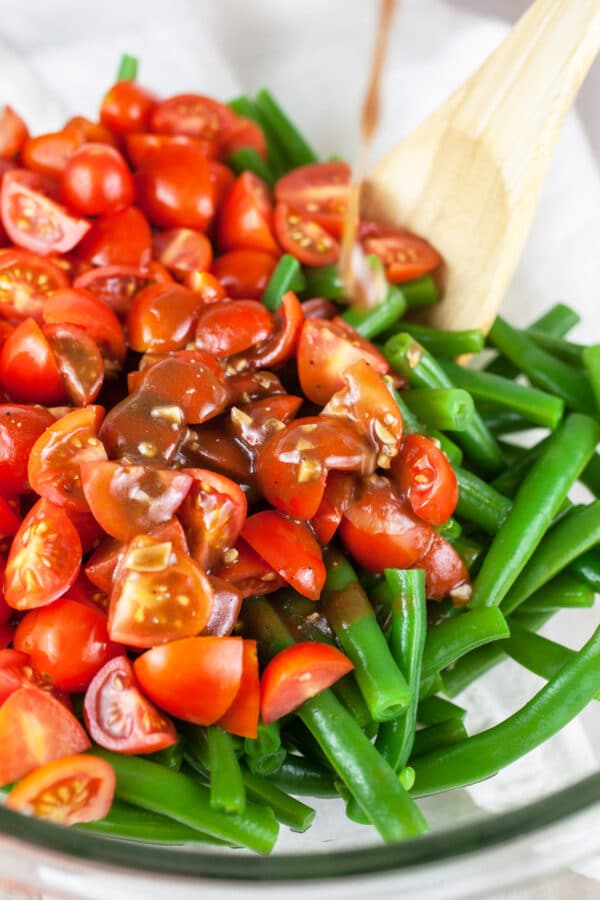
392 433 458 526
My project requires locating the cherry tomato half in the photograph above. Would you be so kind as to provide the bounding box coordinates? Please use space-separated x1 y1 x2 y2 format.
392 433 458 526
135 144 215 230
77 206 152 269
217 172 279 255
0 403 55 494
211 249 277 300
178 468 247 571
275 161 350 237
0 106 29 160
360 220 443 283
62 144 134 216
0 318 66 405
274 203 339 266
217 639 259 739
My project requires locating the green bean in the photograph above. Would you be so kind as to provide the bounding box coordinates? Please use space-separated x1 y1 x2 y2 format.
261 254 305 312
227 94 288 179
245 722 286 776
341 285 406 339
568 548 600 593
470 414 600 608
421 608 509 677
526 330 584 367
254 88 318 169
145 740 184 771
401 388 475 432
227 147 275 186
410 719 468 759
581 452 600 497
487 317 595 414
518 573 595 614
302 264 345 300
442 361 564 430
400 275 439 308
486 303 580 378
207 726 246 814
375 569 427 771
241 768 316 832
491 436 551 497
227 95 257 119
435 517 462 544
91 750 279 853
393 390 464 466
419 672 444 699
116 53 137 81
502 501 600 614
455 466 512 535
582 344 600 415
322 551 411 721
77 799 228 844
389 323 484 358
269 755 337 798
479 404 537 436
418 696 467 726
384 333 504 473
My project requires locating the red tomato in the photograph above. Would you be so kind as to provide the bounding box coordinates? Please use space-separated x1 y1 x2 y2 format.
73 261 172 317
0 106 28 160
127 282 204 352
45 323 105 406
340 475 434 572
0 248 68 321
1 170 90 255
135 345 223 379
202 575 242 637
217 639 259 739
65 511 105 557
0 688 90 786
134 355 229 426
152 227 212 278
65 116 119 148
41 287 126 367
195 300 274 359
100 81 157 136
76 206 152 268
0 496 20 537
98 390 186 465
0 649 70 706
297 317 390 405
392 433 458 526
220 117 267 160
6 753 114 825
84 656 177 754
417 532 470 601
360 221 443 283
126 133 216 168
134 636 243 725
228 394 303 452
180 420 253 484
178 468 247 570
301 297 338 320
226 369 285 405
151 94 236 145
311 471 357 546
275 161 350 237
211 249 277 300
214 537 284 598
14 598 121 693
0 318 66 405
208 160 236 210
0 623 13 649
61 143 134 216
80 461 192 541
136 145 215 230
242 510 325 601
185 270 227 303
28 406 107 511
21 126 84 179
0 404 55 494
85 537 125 595
260 642 353 723
236 289 304 372
274 203 339 266
109 535 214 648
5 498 82 610
217 172 279 255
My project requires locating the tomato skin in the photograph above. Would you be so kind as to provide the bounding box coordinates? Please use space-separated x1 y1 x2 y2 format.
61 143 134 216
0 688 90 786
0 248 68 321
84 656 177 754
228 394 303 452
14 598 121 693
127 282 204 353
0 648 70 706
195 300 274 359
274 203 339 266
42 287 126 367
260 642 354 724
98 390 186 465
100 81 157 137
185 269 226 303
126 133 216 168
0 404 55 494
134 636 244 725
359 221 443 283
217 639 259 739
392 433 458 526
211 249 277 300
21 127 84 179
151 94 235 145
5 497 82 610
178 468 247 571
0 496 20 537
6 753 115 825
136 145 215 230
242 510 325 601
220 117 267 160
77 206 152 268
0 318 67 405
235 289 304 372
208 160 236 210
0 106 29 160
311 471 357 546
275 162 350 237
217 172 279 255
134 355 229 425
417 532 470 601
152 227 212 278
179 420 253 484
45 323 105 406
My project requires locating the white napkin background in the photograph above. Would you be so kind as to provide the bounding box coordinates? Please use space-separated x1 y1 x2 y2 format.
0 0 599 879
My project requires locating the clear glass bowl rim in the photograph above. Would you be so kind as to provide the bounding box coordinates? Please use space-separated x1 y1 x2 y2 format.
0 771 598 882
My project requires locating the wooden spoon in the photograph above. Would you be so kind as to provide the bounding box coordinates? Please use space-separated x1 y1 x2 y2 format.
362 0 600 332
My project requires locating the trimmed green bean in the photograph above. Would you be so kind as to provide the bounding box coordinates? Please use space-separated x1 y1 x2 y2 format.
581 452 600 496
583 344 600 416
419 672 444 699
412 625 600 797
116 53 137 81
518 573 595 614
527 330 584 367
207 726 246 814
302 264 345 300
421 608 509 677
486 302 580 378
479 404 536 436
254 88 318 169
242 768 315 832
502 500 600 614
455 466 512 535
410 719 468 759
435 517 462 544
401 388 475 432
491 436 551 497
269 755 337 798
568 548 600 593
261 254 304 312
401 275 439 308
341 285 407 339
418 696 467 726
470 414 600 608
245 722 286 776
389 323 484 358
227 147 274 186
376 569 427 771
77 799 227 844
92 750 279 853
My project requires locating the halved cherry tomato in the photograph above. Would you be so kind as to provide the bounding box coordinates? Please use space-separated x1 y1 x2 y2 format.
41 287 126 367
126 133 216 168
242 510 325 600
226 369 285 405
311 471 357 546
133 355 229 424
45 323 105 406
297 317 390 406
109 535 213 648
220 117 267 160
340 474 433 572
274 203 339 266
135 345 223 379
77 206 152 268
5 498 82 610
0 403 55 494
100 80 157 137
64 116 119 148
14 597 121 692
260 642 354 724
217 172 279 255
65 511 105 556
392 433 458 526
0 688 90 786
80 461 192 541
0 248 68 321
0 318 67 405
28 406 107 511
301 297 338 320
84 656 177 754
202 575 242 637
185 269 226 302
85 537 125 595
0 649 70 707
211 249 277 300
416 531 470 602
217 639 259 739
73 261 172 317
275 161 350 237
0 106 28 160
195 300 274 359
151 94 236 145
134 636 243 725
228 394 303 452
62 143 134 216
178 468 247 571
208 160 236 210
152 227 212 278
127 282 204 352
20 126 84 179
6 753 114 825
214 536 284 598
234 289 304 372
98 390 186 465
136 144 215 230
359 220 443 283
1 170 90 255
180 420 252 483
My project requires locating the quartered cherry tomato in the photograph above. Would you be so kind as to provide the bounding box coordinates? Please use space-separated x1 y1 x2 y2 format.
126 133 216 168
217 172 279 255
311 471 357 546
214 537 284 599
77 206 152 268
0 318 66 405
73 261 172 317
0 648 70 707
150 94 236 147
21 126 84 179
359 220 443 283
274 202 339 266
45 323 105 406
211 249 277 300
417 531 470 602
127 282 204 352
178 468 247 571
217 639 260 739
275 161 350 237
62 144 135 216
392 433 458 526
0 404 55 494
220 117 267 160
0 248 68 321
42 288 126 367
195 300 274 359
135 144 215 230
152 227 212 278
